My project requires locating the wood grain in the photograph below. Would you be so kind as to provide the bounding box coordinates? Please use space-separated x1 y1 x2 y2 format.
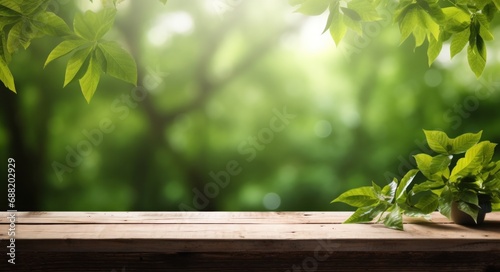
0 212 499 271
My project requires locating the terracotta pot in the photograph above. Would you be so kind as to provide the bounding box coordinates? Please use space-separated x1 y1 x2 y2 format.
450 201 486 226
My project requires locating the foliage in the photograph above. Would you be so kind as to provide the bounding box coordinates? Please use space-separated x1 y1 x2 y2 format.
2 0 499 102
0 0 166 102
290 0 500 77
332 130 500 230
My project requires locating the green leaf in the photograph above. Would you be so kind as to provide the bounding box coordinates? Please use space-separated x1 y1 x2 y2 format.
98 41 137 85
450 141 492 180
450 131 482 154
6 21 31 53
482 3 498 22
329 4 346 45
331 186 379 207
383 205 403 230
429 154 452 177
418 7 440 40
412 180 445 193
459 190 479 206
344 203 387 223
64 46 93 87
0 31 10 63
438 185 452 218
474 0 491 9
45 39 89 67
399 5 419 44
414 154 432 179
450 28 470 58
322 4 335 34
159 0 168 4
381 179 397 202
423 130 450 154
0 0 22 13
341 7 361 21
19 0 45 15
0 56 15 92
294 0 330 15
79 55 101 103
442 7 470 32
396 169 419 202
477 14 494 41
467 44 486 78
427 34 442 66
457 201 480 222
74 8 117 41
347 0 381 21
31 11 71 36
342 11 363 35
0 4 20 17
493 0 500 9
412 191 439 213
492 202 500 211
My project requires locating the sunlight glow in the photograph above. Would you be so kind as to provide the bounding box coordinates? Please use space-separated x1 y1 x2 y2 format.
147 12 194 47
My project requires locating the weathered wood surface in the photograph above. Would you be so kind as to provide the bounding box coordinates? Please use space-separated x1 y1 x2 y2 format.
1 212 499 271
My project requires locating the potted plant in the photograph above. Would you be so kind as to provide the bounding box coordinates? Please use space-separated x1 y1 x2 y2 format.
332 130 500 230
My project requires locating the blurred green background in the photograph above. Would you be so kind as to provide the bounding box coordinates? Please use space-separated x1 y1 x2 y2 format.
1 0 500 211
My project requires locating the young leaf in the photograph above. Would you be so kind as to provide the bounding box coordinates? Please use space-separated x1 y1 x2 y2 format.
429 154 452 177
79 56 101 103
423 130 450 154
0 56 15 92
450 28 470 58
6 21 31 53
98 41 137 85
344 203 387 223
329 4 346 46
294 0 330 16
74 8 117 41
449 131 482 154
381 179 397 202
31 11 71 36
427 34 442 66
45 39 89 67
395 169 419 202
450 141 490 180
398 5 419 44
331 186 379 207
383 205 403 230
347 0 381 21
414 154 432 179
64 46 93 87
418 8 440 40
442 7 470 32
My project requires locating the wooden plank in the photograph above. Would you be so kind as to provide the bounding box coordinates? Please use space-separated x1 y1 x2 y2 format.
1 212 499 271
0 211 460 224
0 212 498 253
3 222 500 241
8 251 500 272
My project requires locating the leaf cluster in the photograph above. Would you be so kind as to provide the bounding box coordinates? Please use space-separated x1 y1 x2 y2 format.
0 0 167 102
332 130 500 230
290 0 500 77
